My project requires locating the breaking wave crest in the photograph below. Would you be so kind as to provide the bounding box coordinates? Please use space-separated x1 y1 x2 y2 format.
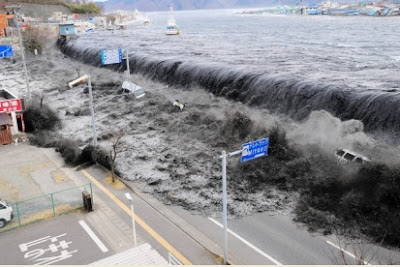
60 40 400 141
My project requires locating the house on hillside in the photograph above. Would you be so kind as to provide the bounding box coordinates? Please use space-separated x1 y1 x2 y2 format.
48 11 63 22
0 12 14 37
92 16 107 28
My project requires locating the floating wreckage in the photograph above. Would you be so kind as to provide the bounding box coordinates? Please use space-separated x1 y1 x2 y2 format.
335 148 370 164
122 81 146 99
172 100 185 111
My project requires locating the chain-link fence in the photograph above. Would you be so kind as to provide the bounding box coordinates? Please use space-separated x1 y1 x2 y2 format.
0 183 92 232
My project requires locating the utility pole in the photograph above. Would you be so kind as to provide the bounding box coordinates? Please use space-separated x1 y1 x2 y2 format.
7 5 31 100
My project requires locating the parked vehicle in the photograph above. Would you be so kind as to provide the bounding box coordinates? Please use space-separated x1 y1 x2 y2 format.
0 199 13 228
335 148 370 164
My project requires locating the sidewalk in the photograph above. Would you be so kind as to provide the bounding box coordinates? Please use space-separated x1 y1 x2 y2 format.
0 143 224 264
40 147 144 254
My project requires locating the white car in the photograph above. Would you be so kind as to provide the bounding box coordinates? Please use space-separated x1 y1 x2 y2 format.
335 148 370 164
0 199 14 228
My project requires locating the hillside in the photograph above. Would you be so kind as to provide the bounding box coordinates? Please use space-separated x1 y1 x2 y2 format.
0 0 69 9
0 0 71 18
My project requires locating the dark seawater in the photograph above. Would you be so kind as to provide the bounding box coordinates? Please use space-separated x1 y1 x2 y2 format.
61 9 400 139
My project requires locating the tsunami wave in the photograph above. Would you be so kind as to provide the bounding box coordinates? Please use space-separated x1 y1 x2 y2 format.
59 40 400 141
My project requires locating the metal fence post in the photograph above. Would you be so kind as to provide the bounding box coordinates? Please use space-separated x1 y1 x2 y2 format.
16 202 21 226
50 193 56 216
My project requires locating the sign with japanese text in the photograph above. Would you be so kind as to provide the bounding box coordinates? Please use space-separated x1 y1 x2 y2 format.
241 138 269 163
0 99 23 112
19 233 78 265
100 48 122 65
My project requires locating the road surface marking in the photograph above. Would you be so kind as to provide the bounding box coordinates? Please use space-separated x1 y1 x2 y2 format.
19 233 78 265
208 217 282 265
79 220 109 253
326 240 370 265
81 169 191 265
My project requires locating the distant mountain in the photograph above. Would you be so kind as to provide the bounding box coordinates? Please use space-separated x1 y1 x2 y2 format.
98 0 316 12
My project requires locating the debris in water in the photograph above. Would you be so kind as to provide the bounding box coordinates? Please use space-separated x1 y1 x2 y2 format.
173 100 185 111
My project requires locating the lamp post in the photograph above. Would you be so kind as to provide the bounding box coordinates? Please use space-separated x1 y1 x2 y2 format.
125 192 137 247
68 74 98 146
87 75 98 147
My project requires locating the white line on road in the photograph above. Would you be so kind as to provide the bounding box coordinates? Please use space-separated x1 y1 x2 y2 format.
326 240 370 265
208 217 282 265
79 220 109 253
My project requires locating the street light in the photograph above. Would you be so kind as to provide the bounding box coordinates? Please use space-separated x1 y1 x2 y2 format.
68 74 98 146
125 192 137 247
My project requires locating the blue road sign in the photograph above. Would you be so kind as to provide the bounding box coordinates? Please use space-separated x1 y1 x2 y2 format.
241 138 269 163
0 45 14 58
100 48 122 65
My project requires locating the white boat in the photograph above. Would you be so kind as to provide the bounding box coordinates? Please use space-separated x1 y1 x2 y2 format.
165 7 179 35
165 24 179 35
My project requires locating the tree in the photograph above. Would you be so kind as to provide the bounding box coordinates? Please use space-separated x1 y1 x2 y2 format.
69 2 101 14
329 228 400 265
22 25 53 55
109 130 125 183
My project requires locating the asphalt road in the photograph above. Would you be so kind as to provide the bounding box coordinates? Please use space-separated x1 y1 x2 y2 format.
80 164 400 265
79 166 218 265
0 213 112 265
168 205 400 265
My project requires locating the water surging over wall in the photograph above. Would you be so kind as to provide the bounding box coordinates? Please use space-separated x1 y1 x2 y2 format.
60 41 400 141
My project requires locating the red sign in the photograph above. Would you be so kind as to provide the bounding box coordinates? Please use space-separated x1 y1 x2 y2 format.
0 99 22 112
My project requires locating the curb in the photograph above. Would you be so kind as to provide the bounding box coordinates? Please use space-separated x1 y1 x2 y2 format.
95 164 243 265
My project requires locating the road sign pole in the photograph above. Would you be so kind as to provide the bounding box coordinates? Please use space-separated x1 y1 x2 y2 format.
217 140 268 265
222 150 228 264
126 50 130 78
88 75 98 147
